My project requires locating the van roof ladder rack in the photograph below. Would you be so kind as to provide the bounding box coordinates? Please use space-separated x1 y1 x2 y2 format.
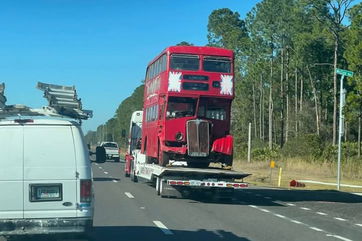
0 82 93 121
0 83 6 109
37 82 92 120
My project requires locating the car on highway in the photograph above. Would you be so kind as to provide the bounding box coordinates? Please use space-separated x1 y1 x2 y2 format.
0 118 94 238
100 141 120 162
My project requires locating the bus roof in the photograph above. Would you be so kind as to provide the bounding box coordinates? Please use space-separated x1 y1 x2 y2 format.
147 46 234 67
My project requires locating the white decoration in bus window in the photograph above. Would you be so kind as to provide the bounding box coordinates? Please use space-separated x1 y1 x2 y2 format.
168 71 182 92
220 75 233 95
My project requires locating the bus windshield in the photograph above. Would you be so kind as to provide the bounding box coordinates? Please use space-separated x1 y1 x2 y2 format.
203 57 231 73
170 54 199 71
166 97 197 119
198 98 229 120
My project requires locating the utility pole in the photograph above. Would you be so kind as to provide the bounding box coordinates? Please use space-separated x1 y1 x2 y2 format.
248 123 252 163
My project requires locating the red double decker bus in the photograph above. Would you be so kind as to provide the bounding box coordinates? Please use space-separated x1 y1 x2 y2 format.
142 46 234 167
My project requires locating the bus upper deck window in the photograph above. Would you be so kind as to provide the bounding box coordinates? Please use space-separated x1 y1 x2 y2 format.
170 54 199 71
203 57 231 73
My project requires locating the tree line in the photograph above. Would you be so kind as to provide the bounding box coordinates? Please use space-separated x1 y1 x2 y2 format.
86 0 362 162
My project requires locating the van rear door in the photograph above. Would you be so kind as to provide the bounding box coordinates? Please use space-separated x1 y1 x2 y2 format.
23 125 77 219
0 125 24 219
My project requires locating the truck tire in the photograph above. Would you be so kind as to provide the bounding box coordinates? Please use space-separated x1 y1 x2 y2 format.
159 151 169 167
130 161 138 182
156 177 161 195
95 146 106 163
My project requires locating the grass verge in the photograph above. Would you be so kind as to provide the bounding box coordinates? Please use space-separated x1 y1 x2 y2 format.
231 158 362 193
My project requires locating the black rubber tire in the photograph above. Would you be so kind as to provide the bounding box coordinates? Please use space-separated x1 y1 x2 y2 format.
130 161 138 182
159 152 170 167
146 156 153 164
95 146 106 163
224 153 233 166
187 162 210 168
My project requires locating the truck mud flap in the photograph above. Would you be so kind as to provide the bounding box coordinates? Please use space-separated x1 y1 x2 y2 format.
158 179 183 198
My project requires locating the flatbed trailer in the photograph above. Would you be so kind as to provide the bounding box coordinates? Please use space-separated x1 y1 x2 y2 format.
126 150 250 199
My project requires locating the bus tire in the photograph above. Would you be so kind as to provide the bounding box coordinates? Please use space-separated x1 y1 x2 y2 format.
159 151 169 167
224 153 233 167
187 162 209 168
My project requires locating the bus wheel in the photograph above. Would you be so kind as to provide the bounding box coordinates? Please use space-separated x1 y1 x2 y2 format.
224 153 233 167
187 162 209 168
159 151 169 166
146 156 153 164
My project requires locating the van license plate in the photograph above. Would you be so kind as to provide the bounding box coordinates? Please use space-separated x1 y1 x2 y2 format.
30 184 63 202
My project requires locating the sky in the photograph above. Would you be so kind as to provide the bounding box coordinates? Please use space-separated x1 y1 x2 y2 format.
1 0 263 132
1 0 325 133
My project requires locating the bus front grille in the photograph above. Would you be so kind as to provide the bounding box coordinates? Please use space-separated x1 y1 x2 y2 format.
187 119 209 157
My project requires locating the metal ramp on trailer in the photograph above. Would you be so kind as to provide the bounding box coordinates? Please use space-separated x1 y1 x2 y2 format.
0 82 92 121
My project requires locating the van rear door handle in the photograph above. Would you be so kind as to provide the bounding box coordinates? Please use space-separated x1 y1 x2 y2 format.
62 202 73 207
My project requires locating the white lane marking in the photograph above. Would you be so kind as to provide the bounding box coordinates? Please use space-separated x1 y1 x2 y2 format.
286 203 296 206
95 163 98 165
140 207 145 210
98 167 102 169
104 171 109 175
153 221 174 235
125 192 135 199
260 208 270 213
316 212 328 216
250 204 353 240
255 194 262 197
310 227 324 232
113 180 118 183
334 217 347 222
273 213 286 219
264 196 272 199
355 223 362 227
300 207 311 211
326 234 353 241
353 193 362 196
290 219 303 224
298 180 362 189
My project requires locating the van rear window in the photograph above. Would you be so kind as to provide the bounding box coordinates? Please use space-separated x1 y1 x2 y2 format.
103 143 118 148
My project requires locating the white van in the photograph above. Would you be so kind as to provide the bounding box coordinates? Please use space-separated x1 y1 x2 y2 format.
0 118 93 236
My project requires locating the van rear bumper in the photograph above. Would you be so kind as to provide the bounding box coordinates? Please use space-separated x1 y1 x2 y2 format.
0 217 92 236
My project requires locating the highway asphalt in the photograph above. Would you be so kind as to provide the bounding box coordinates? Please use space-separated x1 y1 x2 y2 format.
3 160 362 241
88 161 362 241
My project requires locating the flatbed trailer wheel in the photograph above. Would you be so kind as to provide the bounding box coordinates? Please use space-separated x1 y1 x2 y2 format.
156 177 161 195
130 161 138 182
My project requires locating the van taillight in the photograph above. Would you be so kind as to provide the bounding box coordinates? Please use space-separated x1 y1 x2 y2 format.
80 179 92 203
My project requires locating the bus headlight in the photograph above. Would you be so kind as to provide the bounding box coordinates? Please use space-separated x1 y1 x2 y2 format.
175 132 183 141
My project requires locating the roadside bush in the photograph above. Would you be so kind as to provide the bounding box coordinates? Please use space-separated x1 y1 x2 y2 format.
322 142 360 162
251 145 280 162
281 134 322 161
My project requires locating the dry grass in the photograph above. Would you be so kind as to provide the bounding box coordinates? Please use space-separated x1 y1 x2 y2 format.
231 158 362 193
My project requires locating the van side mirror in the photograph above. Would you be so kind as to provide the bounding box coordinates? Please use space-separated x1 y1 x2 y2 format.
121 129 126 138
